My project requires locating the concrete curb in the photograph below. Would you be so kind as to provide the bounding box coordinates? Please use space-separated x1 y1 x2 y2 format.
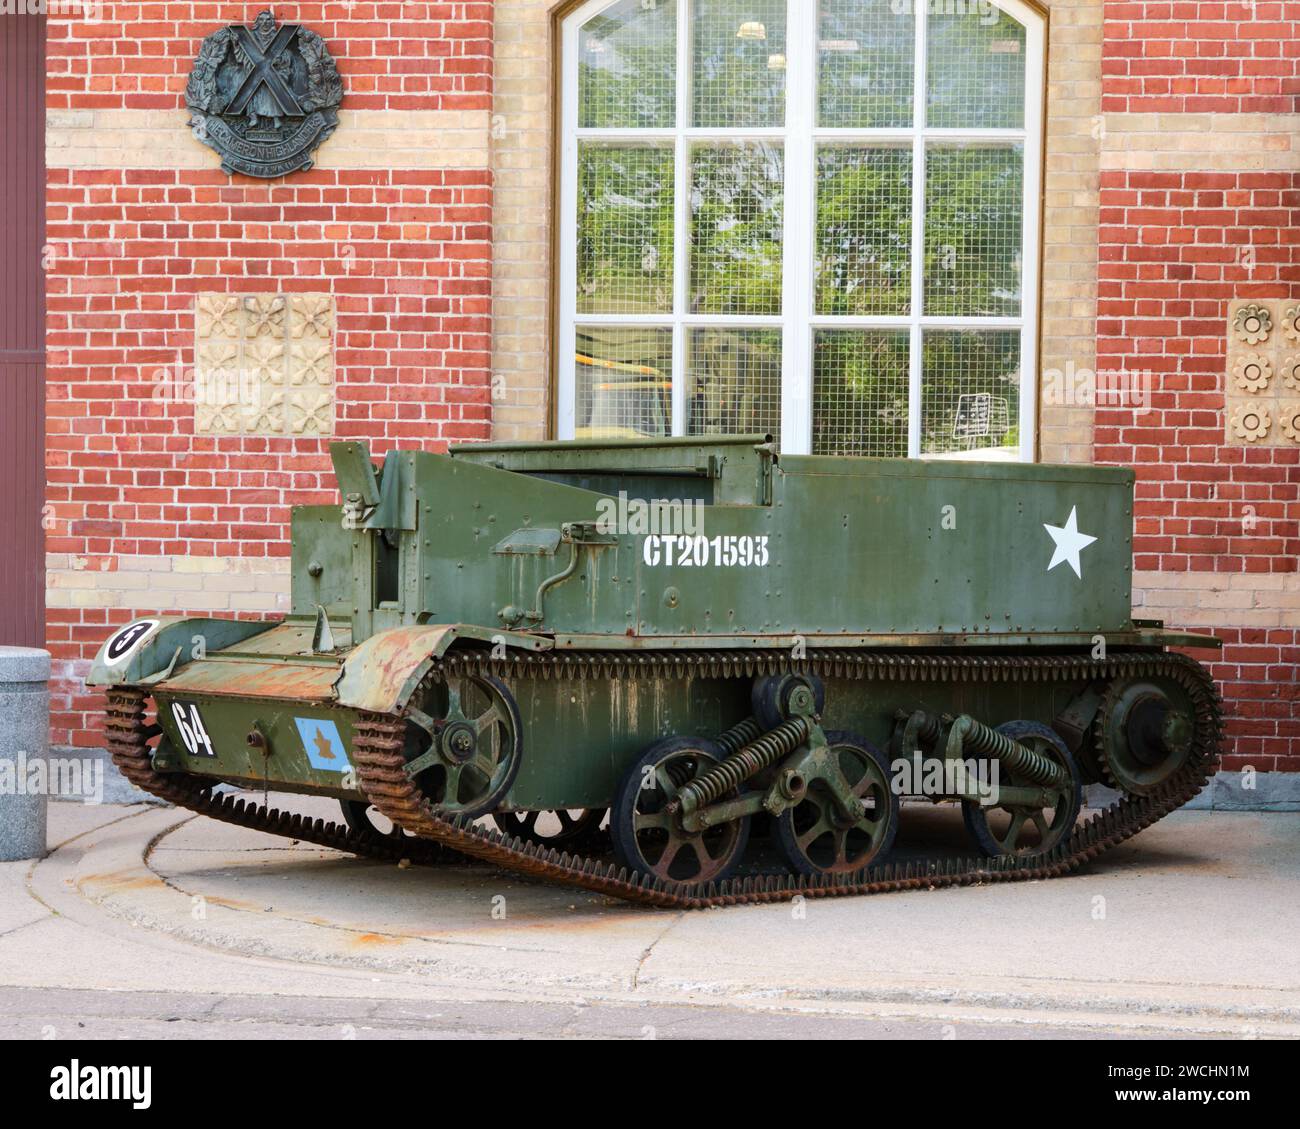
28 804 1300 1037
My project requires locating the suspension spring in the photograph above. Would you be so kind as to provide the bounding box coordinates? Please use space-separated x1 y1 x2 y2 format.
958 716 1064 787
676 716 811 812
714 715 765 757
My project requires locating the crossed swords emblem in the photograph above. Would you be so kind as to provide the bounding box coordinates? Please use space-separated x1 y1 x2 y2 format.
229 23 303 123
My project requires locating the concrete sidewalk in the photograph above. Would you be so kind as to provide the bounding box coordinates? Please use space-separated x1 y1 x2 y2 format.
0 798 1296 1038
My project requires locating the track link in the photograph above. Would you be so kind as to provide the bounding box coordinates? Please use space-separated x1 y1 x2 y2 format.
106 647 1221 910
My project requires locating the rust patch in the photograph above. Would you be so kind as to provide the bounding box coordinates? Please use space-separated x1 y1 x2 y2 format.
335 625 454 713
350 931 405 948
81 870 166 893
158 659 339 701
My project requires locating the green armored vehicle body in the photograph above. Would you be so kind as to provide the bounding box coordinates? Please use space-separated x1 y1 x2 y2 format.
90 437 1221 907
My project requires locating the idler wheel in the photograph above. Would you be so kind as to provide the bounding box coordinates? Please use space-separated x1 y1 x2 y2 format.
962 721 1082 858
1096 678 1196 796
406 675 522 819
773 731 898 876
493 807 607 848
752 673 825 730
611 737 749 887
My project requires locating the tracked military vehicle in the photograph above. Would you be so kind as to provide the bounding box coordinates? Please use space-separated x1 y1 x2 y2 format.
90 436 1222 908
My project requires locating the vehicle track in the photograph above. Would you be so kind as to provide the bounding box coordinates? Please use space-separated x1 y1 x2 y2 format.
107 647 1221 909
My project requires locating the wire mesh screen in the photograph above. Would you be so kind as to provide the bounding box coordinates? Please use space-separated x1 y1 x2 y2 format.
579 0 678 129
686 327 781 442
926 7 1027 129
817 0 914 128
920 328 1020 457
564 2 1035 457
812 330 909 457
690 142 784 316
577 143 675 315
815 145 912 316
923 144 1022 317
692 0 788 128
574 326 674 438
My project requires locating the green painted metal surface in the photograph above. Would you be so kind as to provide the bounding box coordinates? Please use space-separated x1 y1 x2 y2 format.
315 437 1138 641
87 437 1217 809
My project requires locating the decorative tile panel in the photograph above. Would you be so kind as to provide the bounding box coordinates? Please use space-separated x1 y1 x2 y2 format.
1224 298 1300 447
193 293 335 437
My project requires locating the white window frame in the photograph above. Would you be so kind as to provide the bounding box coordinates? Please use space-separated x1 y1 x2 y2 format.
557 0 1045 461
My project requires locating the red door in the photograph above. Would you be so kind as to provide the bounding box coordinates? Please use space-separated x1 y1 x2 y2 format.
0 15 45 646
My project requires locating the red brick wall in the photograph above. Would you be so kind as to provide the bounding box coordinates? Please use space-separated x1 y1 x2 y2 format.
1098 3 1300 772
45 5 494 747
1102 1 1298 114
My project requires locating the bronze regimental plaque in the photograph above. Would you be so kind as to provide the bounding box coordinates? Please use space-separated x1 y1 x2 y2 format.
185 9 343 178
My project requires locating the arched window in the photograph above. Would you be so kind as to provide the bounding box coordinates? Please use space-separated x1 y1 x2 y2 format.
557 0 1044 459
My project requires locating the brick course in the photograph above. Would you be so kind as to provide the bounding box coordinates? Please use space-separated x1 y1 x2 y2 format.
1101 2 1300 771
45 7 494 744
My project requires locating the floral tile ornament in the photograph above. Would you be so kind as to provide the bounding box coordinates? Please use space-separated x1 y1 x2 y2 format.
1229 401 1271 443
291 295 334 338
196 398 243 434
245 390 286 434
245 338 286 385
1280 403 1300 443
196 295 242 339
1225 299 1299 446
290 340 333 386
243 295 286 337
193 293 334 436
290 390 333 435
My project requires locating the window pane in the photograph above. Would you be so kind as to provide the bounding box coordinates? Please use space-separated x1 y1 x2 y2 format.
921 329 1019 457
575 327 673 438
686 328 781 441
818 0 913 128
578 144 675 314
812 330 909 457
579 0 677 129
690 142 783 316
693 0 787 128
923 145 1022 317
927 7 1027 129
815 146 911 316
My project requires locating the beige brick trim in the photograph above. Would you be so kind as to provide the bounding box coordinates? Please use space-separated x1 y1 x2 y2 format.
1039 0 1103 466
46 554 290 614
46 109 492 170
1134 570 1300 630
1102 114 1300 172
489 0 554 442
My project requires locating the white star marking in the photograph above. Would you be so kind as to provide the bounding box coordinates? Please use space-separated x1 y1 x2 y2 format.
1043 506 1097 579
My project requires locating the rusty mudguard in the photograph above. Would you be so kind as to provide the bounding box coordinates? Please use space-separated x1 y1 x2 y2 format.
88 615 549 716
332 624 551 714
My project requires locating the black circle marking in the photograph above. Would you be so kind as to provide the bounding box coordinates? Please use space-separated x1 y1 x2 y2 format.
104 619 159 667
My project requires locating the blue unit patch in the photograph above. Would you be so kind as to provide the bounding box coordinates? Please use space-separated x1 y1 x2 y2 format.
294 717 351 773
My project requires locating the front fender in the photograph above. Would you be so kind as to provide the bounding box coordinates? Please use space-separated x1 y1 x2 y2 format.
86 616 276 687
334 625 550 715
